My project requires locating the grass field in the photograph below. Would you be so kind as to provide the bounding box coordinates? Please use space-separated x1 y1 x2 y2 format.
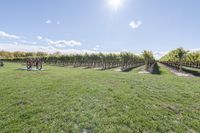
0 63 200 133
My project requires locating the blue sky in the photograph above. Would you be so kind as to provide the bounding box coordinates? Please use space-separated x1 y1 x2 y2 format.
0 0 200 58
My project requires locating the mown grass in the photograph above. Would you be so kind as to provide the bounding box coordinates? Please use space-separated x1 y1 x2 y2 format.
0 63 200 133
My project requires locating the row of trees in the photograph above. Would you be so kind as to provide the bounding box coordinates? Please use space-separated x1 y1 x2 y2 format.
1 50 158 72
160 48 200 71
47 53 145 71
2 51 145 71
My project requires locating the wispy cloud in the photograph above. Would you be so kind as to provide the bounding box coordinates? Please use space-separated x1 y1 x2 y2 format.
129 20 142 29
56 21 60 25
93 48 98 51
153 51 168 59
37 36 43 40
93 45 100 51
46 19 52 24
36 36 81 47
122 49 128 52
46 39 82 47
20 40 37 45
189 48 200 52
0 31 20 39
0 43 94 54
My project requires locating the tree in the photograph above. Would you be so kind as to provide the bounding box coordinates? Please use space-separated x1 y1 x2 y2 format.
174 48 187 71
142 50 155 70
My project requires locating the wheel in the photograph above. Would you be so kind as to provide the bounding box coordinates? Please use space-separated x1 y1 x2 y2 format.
37 61 43 70
0 61 3 67
26 61 32 69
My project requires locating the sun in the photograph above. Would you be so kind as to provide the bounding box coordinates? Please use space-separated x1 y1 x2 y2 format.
108 0 123 11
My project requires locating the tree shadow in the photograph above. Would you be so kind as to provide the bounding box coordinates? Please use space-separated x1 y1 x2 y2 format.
151 63 162 75
182 68 200 77
122 65 144 72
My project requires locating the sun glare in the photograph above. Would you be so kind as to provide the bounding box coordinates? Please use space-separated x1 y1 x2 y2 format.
108 0 123 11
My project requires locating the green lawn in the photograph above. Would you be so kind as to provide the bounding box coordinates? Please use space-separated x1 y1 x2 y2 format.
0 63 200 133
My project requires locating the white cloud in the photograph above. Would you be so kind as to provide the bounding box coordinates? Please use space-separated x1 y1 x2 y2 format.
189 48 200 52
46 39 82 47
0 42 139 55
93 45 100 51
93 48 98 51
0 31 20 39
20 40 37 45
129 20 142 29
0 43 48 53
122 49 128 52
153 51 168 60
57 21 60 25
36 36 82 47
37 36 43 40
0 43 94 54
46 19 52 24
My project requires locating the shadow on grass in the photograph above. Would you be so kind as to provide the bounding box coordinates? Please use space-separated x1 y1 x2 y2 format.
123 65 144 72
182 68 200 77
161 63 200 77
122 67 135 72
151 63 162 75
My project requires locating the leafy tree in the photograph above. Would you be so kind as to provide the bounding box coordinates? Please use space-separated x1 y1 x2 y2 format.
160 48 188 71
142 50 155 70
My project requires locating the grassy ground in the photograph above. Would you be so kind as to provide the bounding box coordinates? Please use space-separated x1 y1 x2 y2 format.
0 63 200 133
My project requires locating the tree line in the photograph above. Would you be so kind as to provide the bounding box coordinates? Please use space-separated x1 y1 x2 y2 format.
1 50 156 72
160 48 200 71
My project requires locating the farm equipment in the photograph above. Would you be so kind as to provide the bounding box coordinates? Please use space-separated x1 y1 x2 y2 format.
26 58 43 70
0 60 4 67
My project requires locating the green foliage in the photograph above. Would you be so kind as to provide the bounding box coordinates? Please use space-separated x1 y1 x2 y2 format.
142 50 155 70
142 50 155 63
160 48 188 63
160 48 200 70
185 51 200 63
